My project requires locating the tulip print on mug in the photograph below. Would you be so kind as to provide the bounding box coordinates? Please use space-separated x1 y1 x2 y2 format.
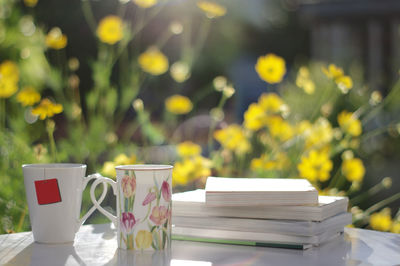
90 165 173 250
22 164 107 243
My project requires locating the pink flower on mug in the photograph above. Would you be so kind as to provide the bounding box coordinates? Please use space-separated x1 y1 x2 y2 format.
121 174 136 198
149 206 168 226
120 212 136 234
161 181 171 202
142 191 156 206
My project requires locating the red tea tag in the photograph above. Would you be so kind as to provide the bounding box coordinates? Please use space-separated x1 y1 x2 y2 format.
34 178 62 205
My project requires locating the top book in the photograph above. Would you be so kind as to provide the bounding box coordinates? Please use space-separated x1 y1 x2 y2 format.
205 177 318 206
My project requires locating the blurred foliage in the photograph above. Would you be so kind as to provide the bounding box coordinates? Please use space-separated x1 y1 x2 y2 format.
0 0 399 235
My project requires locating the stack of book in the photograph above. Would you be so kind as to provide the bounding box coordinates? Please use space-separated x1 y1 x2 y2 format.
172 177 351 249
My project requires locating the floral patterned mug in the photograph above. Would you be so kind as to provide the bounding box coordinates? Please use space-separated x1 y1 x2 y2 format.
90 164 173 251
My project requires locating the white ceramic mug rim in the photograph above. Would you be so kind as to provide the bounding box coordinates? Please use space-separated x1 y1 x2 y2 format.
115 164 173 171
22 163 86 169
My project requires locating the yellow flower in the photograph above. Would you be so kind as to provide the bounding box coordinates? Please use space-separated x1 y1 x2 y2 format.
24 0 38 7
0 61 19 83
173 156 211 186
266 116 294 142
304 118 333 149
0 61 19 98
197 1 227 19
322 64 344 79
370 208 392 232
102 161 116 178
165 94 193 115
296 120 312 135
177 141 201 157
214 124 250 155
245 94 289 134
31 98 63 120
138 47 169 75
45 27 67 50
101 153 136 179
243 103 266 131
132 0 157 8
135 230 153 249
173 159 196 186
97 16 123 45
170 61 191 83
297 149 333 182
322 64 353 93
258 93 284 113
255 54 286 84
391 221 400 234
17 87 41 106
114 153 136 165
336 75 353 94
296 67 315 94
342 158 365 182
251 153 288 171
338 110 362 137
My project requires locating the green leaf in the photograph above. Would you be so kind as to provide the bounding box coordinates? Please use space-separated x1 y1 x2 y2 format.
92 61 111 90
120 85 139 111
137 111 165 145
162 229 167 249
47 68 63 91
86 90 98 111
152 230 159 250
105 87 118 116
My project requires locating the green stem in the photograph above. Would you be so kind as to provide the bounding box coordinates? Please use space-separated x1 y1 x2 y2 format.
46 119 58 162
365 192 400 215
112 4 164 66
362 78 400 124
353 104 369 119
361 121 400 142
81 0 97 34
157 229 162 250
182 17 192 62
308 81 337 122
114 73 146 130
16 206 27 232
0 99 5 130
350 182 385 206
335 173 347 190
190 18 211 67
117 0 128 18
207 94 228 153
238 154 246 177
191 85 215 108
156 30 173 49
141 201 152 223
328 168 342 189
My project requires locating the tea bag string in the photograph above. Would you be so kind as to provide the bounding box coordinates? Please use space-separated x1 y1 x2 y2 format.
44 168 47 181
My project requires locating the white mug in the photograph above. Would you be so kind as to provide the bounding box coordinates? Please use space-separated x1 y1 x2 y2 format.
22 163 107 243
91 164 173 251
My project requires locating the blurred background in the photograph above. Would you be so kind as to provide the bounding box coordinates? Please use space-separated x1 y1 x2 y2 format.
0 0 399 234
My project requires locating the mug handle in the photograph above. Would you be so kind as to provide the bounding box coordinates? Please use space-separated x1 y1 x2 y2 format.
77 173 108 230
90 177 118 227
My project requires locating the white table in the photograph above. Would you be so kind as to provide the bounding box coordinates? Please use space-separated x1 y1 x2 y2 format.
1 223 399 266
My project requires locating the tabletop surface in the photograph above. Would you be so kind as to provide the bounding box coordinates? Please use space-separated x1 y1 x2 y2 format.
0 223 399 266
